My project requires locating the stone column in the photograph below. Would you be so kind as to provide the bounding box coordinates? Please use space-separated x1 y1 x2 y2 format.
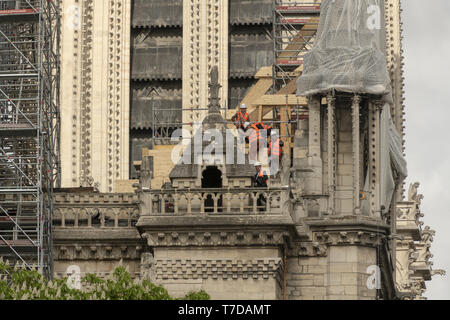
352 95 361 214
327 93 336 215
368 100 382 218
308 96 321 160
306 95 322 195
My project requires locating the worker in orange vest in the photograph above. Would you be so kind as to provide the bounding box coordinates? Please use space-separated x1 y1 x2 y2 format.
268 130 284 159
254 162 268 187
231 103 250 131
245 121 271 162
268 130 284 175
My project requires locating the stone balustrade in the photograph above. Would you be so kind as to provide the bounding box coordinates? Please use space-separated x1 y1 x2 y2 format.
142 188 287 215
53 193 139 228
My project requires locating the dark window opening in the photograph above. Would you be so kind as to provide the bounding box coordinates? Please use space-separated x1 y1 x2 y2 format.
201 166 223 213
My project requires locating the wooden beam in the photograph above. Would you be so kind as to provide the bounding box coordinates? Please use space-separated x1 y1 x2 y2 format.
229 77 273 115
252 94 307 107
280 105 292 155
249 79 299 120
255 66 273 79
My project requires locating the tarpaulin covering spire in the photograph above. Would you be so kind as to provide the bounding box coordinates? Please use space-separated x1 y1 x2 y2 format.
297 0 392 96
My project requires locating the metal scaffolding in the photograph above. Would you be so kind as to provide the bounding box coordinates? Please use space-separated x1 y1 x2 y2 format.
273 1 320 91
264 1 321 149
0 0 60 279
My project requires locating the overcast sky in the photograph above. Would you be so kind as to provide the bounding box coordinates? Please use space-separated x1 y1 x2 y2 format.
402 0 450 300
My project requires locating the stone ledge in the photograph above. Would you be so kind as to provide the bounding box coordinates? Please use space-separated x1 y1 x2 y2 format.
137 214 295 228
304 216 390 230
54 227 142 241
142 230 289 247
314 231 386 247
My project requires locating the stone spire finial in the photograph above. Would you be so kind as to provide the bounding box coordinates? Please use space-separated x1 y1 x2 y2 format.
208 66 221 114
202 66 226 127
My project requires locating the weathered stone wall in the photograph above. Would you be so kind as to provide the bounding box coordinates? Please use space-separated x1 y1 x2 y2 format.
151 247 283 300
287 246 377 300
335 107 356 216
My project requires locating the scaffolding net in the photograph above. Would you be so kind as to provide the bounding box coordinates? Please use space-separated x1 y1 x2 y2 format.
296 0 391 96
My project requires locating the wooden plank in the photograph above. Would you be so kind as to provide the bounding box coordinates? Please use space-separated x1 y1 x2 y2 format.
280 106 292 155
258 105 263 122
280 17 320 25
252 94 307 107
255 66 273 79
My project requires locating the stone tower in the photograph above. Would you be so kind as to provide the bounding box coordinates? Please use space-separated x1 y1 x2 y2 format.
50 0 444 300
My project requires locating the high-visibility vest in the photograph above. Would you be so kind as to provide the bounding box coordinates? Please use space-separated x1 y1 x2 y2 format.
258 169 266 178
233 111 249 127
249 123 271 144
257 169 268 186
269 138 282 157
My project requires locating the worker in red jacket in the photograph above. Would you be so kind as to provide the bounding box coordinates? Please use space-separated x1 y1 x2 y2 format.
245 121 271 162
231 103 250 130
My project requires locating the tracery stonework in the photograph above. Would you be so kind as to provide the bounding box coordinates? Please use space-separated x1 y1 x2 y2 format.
60 0 130 192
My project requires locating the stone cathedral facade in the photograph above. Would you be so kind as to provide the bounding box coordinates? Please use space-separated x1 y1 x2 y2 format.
52 0 444 300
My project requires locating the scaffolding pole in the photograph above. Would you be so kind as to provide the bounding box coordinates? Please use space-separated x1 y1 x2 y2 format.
0 0 60 279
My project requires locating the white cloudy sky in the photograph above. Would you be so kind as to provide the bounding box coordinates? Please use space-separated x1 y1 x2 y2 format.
402 0 450 300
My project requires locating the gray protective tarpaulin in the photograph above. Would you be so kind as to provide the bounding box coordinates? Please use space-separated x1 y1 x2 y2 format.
230 0 273 25
297 0 392 96
132 0 182 28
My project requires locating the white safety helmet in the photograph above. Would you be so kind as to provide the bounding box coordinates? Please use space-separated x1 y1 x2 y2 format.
244 122 250 129
271 130 278 136
254 161 262 167
240 103 247 109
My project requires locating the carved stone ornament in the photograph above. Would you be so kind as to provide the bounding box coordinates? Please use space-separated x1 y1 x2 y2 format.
54 244 143 261
142 231 289 247
154 258 282 281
